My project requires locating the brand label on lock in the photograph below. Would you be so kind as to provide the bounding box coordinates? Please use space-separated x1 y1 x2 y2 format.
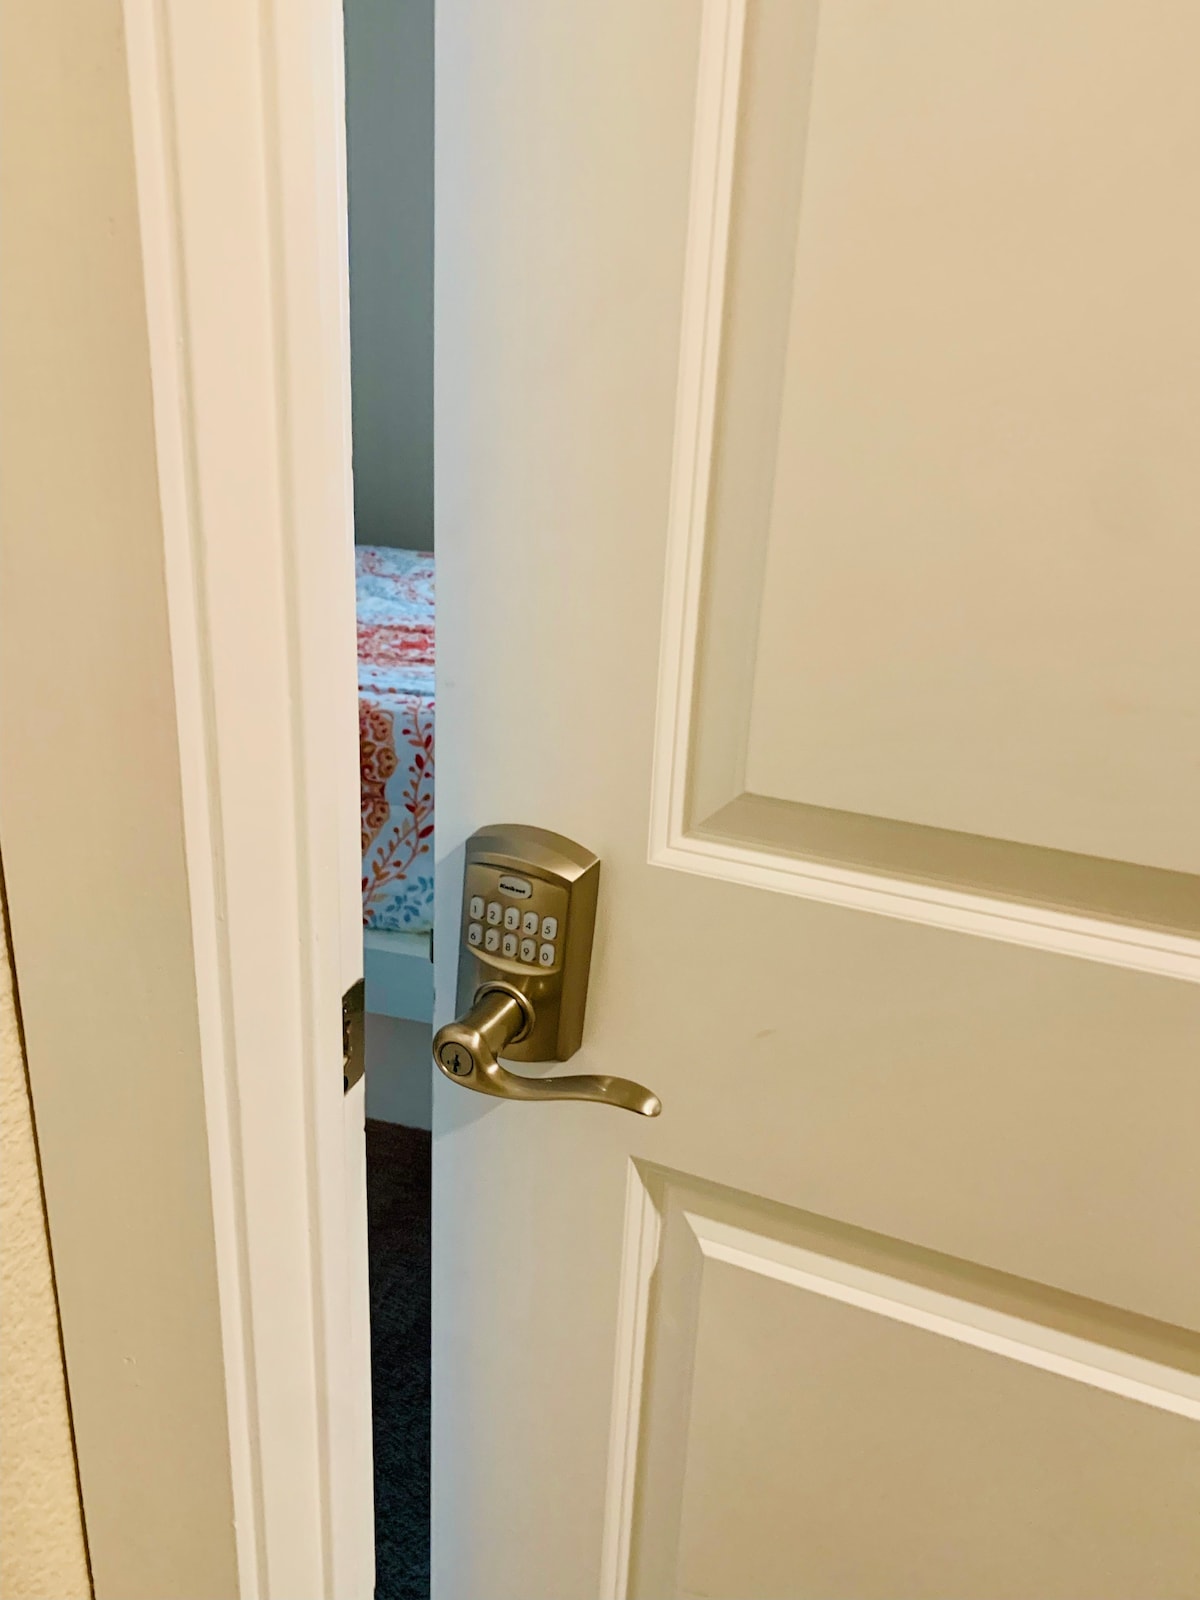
497 874 533 899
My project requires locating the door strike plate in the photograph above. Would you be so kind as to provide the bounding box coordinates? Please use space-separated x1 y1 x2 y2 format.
343 977 366 1092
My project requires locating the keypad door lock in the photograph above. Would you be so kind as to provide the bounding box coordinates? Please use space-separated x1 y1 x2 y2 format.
432 824 661 1116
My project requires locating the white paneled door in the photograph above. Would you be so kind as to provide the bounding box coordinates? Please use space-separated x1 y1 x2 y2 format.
434 3 1200 1598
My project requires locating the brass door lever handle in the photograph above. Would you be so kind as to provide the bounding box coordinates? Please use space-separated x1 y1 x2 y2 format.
433 988 661 1117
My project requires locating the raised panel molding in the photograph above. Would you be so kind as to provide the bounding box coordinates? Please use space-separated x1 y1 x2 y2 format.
599 1163 663 1600
685 1213 1200 1423
601 1162 1200 1600
648 0 1200 982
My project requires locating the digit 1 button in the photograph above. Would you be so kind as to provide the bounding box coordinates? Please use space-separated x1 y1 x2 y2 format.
538 942 555 967
541 915 558 941
467 922 483 947
502 932 518 958
469 895 485 920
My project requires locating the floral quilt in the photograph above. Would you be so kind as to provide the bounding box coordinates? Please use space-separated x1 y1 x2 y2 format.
357 545 435 932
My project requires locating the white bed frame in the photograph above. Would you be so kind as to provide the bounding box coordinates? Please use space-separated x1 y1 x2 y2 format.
363 927 434 1022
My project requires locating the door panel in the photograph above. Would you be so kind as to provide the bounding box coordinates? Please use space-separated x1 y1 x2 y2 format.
676 0 1200 940
435 3 1200 1597
628 1172 1200 1600
678 1284 1197 1600
739 1 1200 874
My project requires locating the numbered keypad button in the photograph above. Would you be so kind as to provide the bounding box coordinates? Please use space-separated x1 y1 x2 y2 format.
519 937 537 963
484 927 500 952
467 922 483 947
469 895 485 920
502 932 518 958
522 910 539 936
504 905 521 931
486 902 502 925
541 915 558 941
538 942 555 967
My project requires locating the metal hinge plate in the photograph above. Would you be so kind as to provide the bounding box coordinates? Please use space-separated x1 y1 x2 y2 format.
342 977 365 1093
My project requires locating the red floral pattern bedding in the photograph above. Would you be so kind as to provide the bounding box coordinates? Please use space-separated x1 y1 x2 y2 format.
357 546 434 931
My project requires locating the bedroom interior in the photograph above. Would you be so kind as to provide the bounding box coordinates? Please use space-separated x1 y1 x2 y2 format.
345 1 434 1595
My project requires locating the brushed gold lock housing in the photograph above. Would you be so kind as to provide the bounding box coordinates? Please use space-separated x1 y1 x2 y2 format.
456 823 598 1063
432 824 661 1116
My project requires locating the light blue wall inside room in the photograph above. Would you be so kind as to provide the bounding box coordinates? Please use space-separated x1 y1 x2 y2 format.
345 0 434 551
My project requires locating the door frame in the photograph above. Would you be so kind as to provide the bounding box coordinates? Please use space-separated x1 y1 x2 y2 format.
122 2 372 1591
3 1 372 1594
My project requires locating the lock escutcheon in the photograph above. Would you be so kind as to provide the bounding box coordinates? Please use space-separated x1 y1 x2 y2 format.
434 826 661 1117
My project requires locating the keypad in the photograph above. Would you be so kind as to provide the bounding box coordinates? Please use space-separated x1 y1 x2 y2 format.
463 869 567 970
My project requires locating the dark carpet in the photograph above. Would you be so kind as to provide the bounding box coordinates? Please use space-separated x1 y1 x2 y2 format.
366 1119 431 1600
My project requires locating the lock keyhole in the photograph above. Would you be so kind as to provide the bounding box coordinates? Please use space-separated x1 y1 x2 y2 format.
439 1042 473 1077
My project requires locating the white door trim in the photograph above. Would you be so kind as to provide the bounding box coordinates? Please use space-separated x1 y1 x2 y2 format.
123 2 371 1595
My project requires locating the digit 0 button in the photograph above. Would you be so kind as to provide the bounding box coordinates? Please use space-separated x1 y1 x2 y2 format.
538 943 555 967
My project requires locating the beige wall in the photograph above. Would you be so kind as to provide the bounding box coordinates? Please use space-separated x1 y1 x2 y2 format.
0 889 91 1599
0 0 240 1594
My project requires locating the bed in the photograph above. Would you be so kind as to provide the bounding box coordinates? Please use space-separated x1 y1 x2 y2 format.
357 545 435 1021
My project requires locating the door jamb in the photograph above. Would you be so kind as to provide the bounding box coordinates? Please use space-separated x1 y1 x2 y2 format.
122 2 371 1593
